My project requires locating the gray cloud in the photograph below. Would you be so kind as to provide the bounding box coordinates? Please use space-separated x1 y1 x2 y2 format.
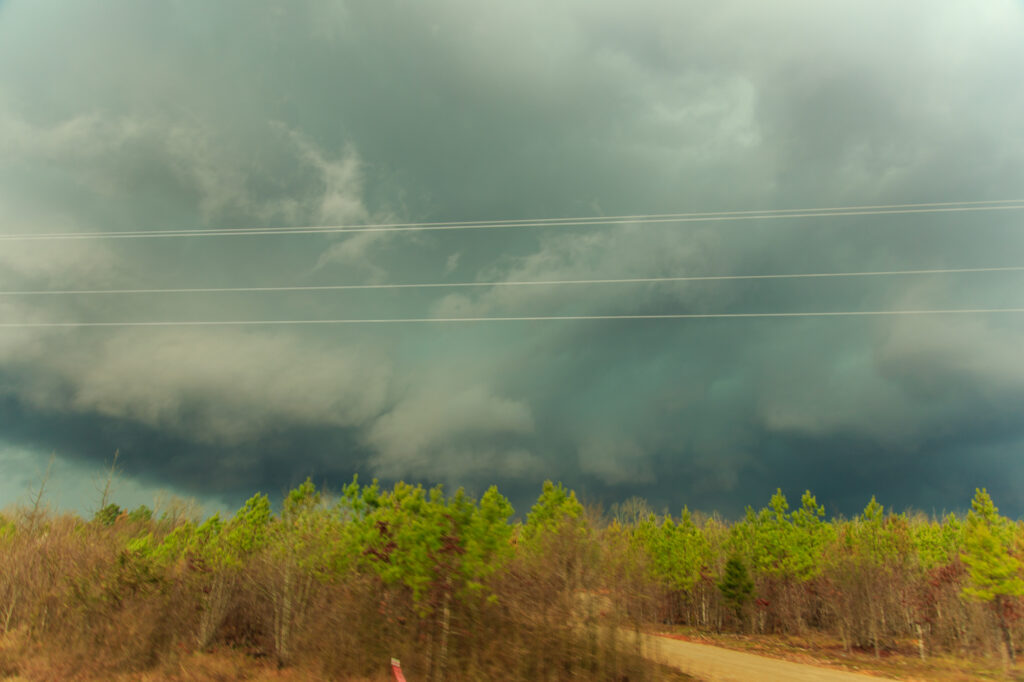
367 383 539 480
1 0 1023 516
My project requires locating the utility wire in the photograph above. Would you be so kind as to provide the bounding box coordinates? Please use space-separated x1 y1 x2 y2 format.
2 265 1024 297
3 308 1024 328
2 199 1023 241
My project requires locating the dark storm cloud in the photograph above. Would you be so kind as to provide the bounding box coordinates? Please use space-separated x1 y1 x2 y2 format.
0 384 374 506
1 0 1024 516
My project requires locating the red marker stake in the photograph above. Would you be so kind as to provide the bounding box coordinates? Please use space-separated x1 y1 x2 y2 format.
391 658 407 682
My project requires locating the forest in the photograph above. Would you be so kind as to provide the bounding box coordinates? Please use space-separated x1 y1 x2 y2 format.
0 477 1021 680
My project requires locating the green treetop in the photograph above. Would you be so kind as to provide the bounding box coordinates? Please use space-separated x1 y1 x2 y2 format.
731 489 831 582
522 480 584 544
961 488 1024 603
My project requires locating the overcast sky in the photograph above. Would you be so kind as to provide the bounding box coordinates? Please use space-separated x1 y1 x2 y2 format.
2 0 1024 519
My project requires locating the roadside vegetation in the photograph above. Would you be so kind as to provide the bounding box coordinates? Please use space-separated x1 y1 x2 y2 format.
0 475 1022 680
0 479 681 681
631 487 1024 679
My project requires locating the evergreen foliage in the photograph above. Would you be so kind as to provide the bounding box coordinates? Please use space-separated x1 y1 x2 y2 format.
94 503 121 527
961 488 1024 660
718 555 754 622
962 488 1024 603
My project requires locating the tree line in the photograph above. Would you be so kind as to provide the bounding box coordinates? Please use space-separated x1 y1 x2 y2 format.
0 478 1021 679
628 487 1022 663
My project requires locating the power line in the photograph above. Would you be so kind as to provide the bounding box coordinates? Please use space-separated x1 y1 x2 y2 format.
2 199 1023 241
3 265 1024 297
3 308 1024 328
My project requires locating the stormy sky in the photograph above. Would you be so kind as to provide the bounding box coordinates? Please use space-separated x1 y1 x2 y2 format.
2 0 1024 518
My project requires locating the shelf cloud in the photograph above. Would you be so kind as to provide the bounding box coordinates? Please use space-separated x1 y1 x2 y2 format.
1 0 1023 516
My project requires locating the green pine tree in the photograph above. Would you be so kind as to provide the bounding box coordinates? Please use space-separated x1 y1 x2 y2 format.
961 488 1024 661
718 555 754 628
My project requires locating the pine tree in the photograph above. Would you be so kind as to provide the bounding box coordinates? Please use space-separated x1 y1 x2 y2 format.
718 555 754 628
961 488 1024 661
523 480 583 543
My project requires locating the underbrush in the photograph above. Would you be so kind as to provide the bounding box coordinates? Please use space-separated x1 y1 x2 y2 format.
0 481 668 681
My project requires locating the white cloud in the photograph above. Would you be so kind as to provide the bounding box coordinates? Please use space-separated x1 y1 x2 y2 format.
313 231 391 282
296 139 370 226
879 316 1024 398
0 202 122 290
5 329 392 444
0 109 378 229
367 385 537 479
432 223 727 318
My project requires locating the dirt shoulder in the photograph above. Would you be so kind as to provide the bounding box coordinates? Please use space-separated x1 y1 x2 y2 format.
643 628 1024 681
640 632 900 682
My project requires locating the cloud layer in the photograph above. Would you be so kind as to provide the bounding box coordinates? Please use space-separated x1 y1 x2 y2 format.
1 0 1024 516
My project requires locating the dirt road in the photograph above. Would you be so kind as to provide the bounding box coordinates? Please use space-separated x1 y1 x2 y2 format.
641 633 899 682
